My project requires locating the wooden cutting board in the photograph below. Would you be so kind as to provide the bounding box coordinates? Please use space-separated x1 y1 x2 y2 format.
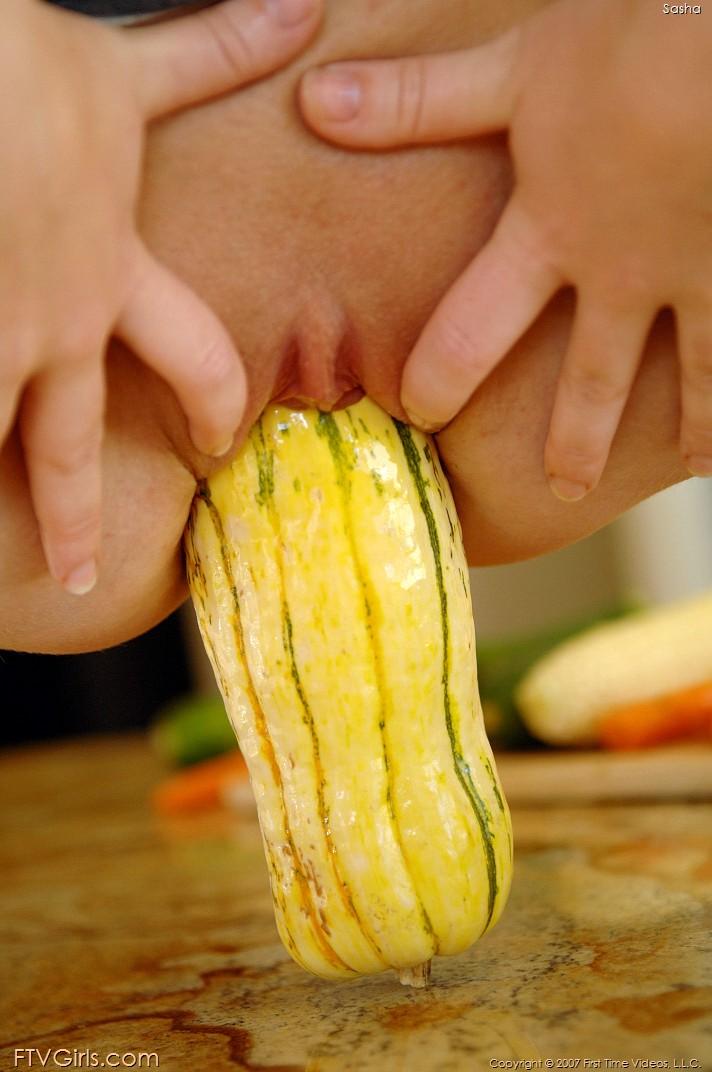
495 742 712 804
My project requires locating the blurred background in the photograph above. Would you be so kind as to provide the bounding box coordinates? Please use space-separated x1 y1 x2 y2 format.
2 476 711 749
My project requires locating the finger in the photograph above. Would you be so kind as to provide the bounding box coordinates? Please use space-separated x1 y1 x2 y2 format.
299 28 520 148
677 305 712 477
130 0 322 120
400 198 562 430
545 299 654 501
20 360 105 595
116 243 246 457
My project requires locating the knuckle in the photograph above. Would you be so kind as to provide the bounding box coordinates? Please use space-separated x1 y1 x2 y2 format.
194 337 235 389
33 424 103 478
436 317 480 374
203 7 257 82
565 362 627 407
547 436 600 470
546 408 613 475
394 57 428 140
49 509 102 548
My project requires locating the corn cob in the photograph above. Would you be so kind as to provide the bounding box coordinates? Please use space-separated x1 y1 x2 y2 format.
185 397 512 984
516 590 712 746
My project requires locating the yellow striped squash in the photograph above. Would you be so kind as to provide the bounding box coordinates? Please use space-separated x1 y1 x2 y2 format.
185 397 512 984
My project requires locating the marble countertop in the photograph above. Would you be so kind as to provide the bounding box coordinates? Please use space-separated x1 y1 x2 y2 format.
1 734 710 1071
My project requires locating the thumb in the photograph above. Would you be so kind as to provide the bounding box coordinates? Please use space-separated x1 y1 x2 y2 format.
298 27 521 149
129 0 322 120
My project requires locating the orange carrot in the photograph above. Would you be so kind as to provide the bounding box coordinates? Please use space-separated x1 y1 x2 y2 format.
599 680 712 749
152 749 248 815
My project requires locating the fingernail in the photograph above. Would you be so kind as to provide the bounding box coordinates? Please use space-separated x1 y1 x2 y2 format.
304 68 362 122
63 559 97 597
208 438 234 459
686 454 712 477
265 0 316 28
403 408 446 434
549 477 589 502
190 422 236 458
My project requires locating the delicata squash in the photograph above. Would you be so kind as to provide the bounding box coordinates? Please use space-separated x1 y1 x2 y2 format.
186 397 512 985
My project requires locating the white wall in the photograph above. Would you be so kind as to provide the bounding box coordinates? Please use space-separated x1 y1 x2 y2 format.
470 478 712 641
610 479 712 605
469 526 620 640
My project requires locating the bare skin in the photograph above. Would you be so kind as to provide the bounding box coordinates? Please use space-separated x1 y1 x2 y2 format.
0 0 325 594
0 0 687 654
301 0 712 496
